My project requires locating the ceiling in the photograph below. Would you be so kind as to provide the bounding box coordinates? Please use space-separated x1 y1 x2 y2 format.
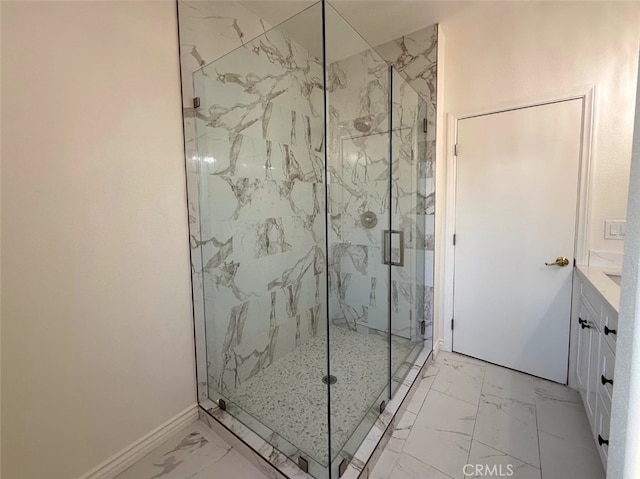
239 1 315 28
239 0 477 48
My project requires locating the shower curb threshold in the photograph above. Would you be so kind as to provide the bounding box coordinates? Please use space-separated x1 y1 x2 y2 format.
340 345 432 479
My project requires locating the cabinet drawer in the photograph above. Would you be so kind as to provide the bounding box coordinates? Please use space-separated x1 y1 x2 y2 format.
595 392 611 469
598 336 615 401
602 306 618 353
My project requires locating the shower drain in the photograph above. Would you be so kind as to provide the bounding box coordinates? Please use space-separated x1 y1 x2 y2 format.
322 375 337 385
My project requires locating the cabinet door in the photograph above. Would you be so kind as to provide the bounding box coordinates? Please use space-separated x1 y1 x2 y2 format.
595 392 611 468
576 301 590 398
602 304 618 354
598 334 616 401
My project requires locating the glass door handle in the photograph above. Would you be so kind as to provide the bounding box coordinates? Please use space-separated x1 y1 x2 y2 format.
383 230 405 267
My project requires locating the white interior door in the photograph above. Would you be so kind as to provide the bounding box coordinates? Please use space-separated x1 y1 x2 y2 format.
453 99 583 383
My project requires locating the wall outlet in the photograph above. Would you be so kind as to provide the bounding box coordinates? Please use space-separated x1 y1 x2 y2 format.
604 220 626 240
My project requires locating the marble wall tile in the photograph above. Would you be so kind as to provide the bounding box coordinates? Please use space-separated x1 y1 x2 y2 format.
377 25 438 356
178 1 271 107
326 47 424 343
376 25 438 144
181 7 327 393
180 0 276 402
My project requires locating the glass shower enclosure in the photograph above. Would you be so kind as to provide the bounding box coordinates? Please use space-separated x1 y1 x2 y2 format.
179 2 432 478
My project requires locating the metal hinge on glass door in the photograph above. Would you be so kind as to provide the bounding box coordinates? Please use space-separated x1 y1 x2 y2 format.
383 230 405 267
192 97 200 109
298 457 308 474
423 118 428 133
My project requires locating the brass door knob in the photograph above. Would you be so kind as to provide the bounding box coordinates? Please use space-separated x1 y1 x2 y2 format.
545 257 570 267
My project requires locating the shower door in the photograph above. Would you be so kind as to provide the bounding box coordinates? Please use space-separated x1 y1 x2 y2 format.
323 4 427 475
389 69 428 395
324 4 392 475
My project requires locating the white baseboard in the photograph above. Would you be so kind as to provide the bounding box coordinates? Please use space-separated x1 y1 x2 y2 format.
433 338 444 357
79 404 199 479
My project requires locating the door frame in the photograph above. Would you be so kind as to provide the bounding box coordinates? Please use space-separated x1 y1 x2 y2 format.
439 85 597 354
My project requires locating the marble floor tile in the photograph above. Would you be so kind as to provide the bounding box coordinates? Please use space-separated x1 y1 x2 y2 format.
482 364 536 405
431 356 485 406
473 393 540 467
538 431 604 479
386 410 418 452
406 365 439 415
535 395 596 448
115 422 267 479
394 410 418 441
191 448 269 479
378 353 602 479
423 364 440 381
465 440 541 479
531 377 581 404
436 351 487 367
391 452 455 479
370 448 400 479
403 389 477 479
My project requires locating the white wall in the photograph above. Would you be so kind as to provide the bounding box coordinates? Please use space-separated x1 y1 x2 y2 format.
608 50 640 479
436 1 640 350
443 1 640 255
1 2 196 478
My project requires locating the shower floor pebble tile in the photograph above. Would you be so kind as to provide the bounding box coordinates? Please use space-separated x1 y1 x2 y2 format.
218 326 415 465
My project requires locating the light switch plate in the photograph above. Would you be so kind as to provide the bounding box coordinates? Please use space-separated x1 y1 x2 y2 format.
604 220 626 240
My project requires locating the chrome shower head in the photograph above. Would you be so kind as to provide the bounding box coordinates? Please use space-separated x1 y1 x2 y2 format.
353 116 372 133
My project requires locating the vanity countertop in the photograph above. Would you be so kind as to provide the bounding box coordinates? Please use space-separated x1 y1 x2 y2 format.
576 264 621 313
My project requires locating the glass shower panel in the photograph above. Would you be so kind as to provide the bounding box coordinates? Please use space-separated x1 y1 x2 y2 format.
192 4 330 476
182 2 433 477
323 3 391 473
389 69 427 394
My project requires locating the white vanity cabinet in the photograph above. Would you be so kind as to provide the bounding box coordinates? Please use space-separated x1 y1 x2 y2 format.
575 298 598 423
572 268 618 469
